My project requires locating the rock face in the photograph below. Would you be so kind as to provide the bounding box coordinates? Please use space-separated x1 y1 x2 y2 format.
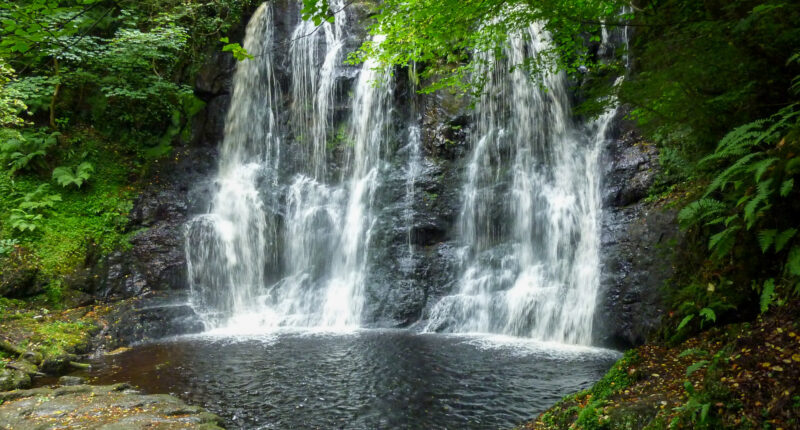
0 384 223 429
105 293 205 345
595 110 680 348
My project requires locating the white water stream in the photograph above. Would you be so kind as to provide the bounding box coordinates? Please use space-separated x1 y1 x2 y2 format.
186 2 392 332
424 23 626 345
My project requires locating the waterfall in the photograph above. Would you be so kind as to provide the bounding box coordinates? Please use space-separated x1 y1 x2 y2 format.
185 2 394 332
185 3 280 325
186 0 628 342
424 23 624 345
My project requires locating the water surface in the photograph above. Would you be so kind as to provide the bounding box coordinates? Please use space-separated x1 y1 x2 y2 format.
87 330 618 429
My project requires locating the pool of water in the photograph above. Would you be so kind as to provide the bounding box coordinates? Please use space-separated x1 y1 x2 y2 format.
83 329 618 429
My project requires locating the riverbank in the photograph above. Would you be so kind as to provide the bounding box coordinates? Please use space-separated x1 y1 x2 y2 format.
0 383 223 429
0 295 223 429
523 302 800 429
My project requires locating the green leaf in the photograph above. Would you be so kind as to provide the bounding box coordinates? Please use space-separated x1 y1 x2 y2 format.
709 226 740 258
788 246 800 277
760 278 775 314
699 307 716 324
775 229 797 252
677 314 694 331
700 403 711 423
686 360 709 376
780 179 794 197
678 348 708 358
758 229 777 253
52 162 94 188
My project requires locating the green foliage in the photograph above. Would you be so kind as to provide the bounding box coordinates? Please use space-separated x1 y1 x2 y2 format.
0 128 59 174
758 278 776 314
675 103 800 321
0 238 18 256
7 184 62 232
672 347 735 429
619 0 800 159
220 37 252 61
0 0 250 283
0 61 27 127
300 0 335 26
348 0 627 95
52 161 93 188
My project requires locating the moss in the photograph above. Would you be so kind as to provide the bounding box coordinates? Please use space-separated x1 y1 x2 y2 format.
590 350 640 399
31 320 96 358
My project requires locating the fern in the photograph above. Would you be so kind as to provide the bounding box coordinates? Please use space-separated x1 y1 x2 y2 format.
16 184 62 210
759 279 776 314
743 178 773 229
780 178 794 196
787 246 800 277
708 226 739 258
678 198 726 228
758 229 777 253
775 229 797 252
750 157 778 182
686 360 710 377
52 162 94 188
0 129 58 174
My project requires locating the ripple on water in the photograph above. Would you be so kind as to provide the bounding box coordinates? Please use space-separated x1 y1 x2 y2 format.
86 330 617 429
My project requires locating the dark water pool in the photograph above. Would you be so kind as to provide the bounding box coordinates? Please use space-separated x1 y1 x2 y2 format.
83 330 618 429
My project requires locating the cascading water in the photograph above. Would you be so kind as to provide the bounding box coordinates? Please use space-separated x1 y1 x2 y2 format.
424 23 622 345
186 0 627 344
185 1 394 332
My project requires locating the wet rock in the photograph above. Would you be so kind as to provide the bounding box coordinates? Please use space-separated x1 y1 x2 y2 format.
58 375 86 386
0 384 223 429
40 353 79 374
596 107 679 348
105 292 204 346
21 350 42 365
421 89 470 160
6 360 39 376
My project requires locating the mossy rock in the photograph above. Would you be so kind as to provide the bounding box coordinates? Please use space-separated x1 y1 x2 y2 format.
0 248 43 299
0 368 31 391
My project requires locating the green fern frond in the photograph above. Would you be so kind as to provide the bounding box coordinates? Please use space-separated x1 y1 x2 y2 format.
775 229 797 252
760 279 776 314
743 179 773 229
787 246 800 277
781 178 794 196
709 226 740 258
749 157 778 182
704 152 761 195
758 229 777 253
678 198 726 228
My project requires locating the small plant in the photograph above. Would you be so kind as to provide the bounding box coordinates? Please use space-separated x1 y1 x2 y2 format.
0 128 59 174
8 184 61 232
671 347 734 429
52 162 94 188
0 238 18 255
220 37 254 61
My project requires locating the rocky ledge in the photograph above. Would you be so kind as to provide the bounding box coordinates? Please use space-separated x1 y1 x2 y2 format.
0 383 223 430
